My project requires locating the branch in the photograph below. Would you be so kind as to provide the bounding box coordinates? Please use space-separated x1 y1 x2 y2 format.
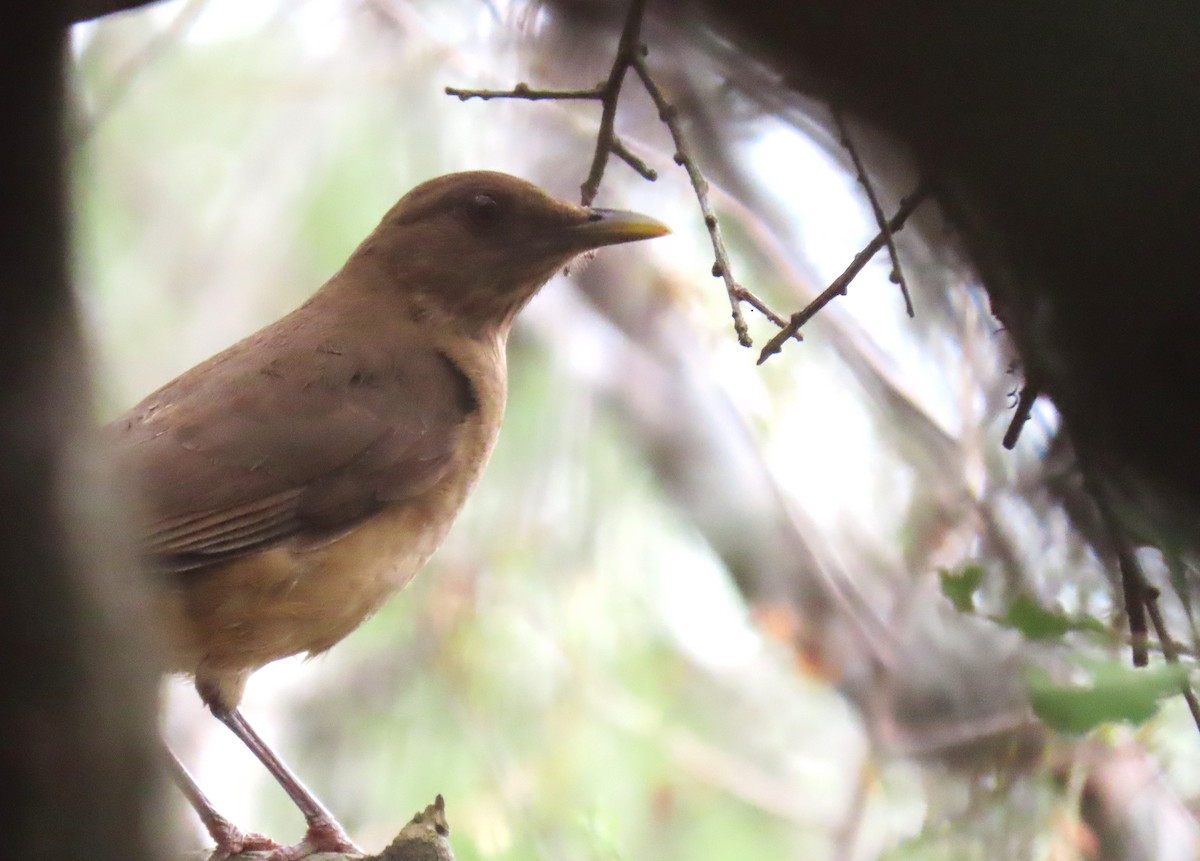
445 0 789 349
1078 464 1149 667
444 83 604 101
757 187 930 364
631 53 761 347
210 795 455 861
579 0 648 205
1002 382 1040 450
610 134 659 181
1143 588 1200 734
834 110 914 318
733 285 797 333
444 1 653 203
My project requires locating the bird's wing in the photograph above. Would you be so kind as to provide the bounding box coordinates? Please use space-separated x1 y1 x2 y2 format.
110 340 477 572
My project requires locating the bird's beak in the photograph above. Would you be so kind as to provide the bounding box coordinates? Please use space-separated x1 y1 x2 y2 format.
567 208 671 249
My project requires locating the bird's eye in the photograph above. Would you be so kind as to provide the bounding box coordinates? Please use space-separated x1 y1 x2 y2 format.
465 193 502 229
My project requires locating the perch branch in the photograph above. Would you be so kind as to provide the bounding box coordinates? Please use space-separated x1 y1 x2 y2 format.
757 186 929 364
206 795 454 861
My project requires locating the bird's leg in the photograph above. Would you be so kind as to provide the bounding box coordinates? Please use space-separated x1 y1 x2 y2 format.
166 746 280 860
210 705 362 859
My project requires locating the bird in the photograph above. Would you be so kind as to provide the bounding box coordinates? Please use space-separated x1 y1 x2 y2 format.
107 171 669 860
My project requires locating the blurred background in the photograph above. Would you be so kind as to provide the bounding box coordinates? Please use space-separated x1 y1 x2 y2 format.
69 1 1200 859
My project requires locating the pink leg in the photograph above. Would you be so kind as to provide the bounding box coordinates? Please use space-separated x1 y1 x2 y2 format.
211 705 361 860
166 747 280 860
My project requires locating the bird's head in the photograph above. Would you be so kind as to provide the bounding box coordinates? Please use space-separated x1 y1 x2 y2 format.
347 170 669 333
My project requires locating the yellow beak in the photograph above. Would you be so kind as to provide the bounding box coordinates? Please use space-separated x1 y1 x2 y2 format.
567 208 671 248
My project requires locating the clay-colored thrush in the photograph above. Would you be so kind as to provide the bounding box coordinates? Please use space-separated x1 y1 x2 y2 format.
108 171 668 859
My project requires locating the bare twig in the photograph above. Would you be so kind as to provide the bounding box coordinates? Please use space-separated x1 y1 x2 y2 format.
444 0 652 206
610 135 659 181
1143 587 1200 734
732 286 798 335
632 54 777 347
1002 382 1040 450
446 0 786 349
757 187 930 364
1079 464 1149 667
579 0 648 205
834 110 914 318
445 82 605 101
443 78 659 186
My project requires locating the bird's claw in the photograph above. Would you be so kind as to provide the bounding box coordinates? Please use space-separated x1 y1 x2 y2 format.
205 828 281 861
264 818 362 861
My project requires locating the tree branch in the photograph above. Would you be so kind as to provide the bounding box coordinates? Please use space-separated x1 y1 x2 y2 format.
208 795 455 861
757 186 929 364
445 0 791 348
833 110 914 318
1078 462 1150 668
579 0 648 205
1002 382 1040 450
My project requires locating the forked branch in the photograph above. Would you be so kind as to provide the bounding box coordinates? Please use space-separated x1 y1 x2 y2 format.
445 0 795 348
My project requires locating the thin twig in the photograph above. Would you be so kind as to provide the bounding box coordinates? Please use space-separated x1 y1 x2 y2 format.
445 0 785 348
444 76 660 183
610 135 659 181
631 54 756 346
1002 382 1040 450
1142 588 1200 733
579 0 648 205
834 110 914 318
1080 465 1149 667
733 286 800 338
444 82 605 101
443 0 653 206
757 187 930 364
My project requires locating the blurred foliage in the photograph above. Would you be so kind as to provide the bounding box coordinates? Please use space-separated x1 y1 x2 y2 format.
1027 662 1186 737
998 595 1110 643
72 1 1200 859
939 565 983 613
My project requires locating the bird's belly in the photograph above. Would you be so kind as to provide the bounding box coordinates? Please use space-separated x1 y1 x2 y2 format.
163 463 484 694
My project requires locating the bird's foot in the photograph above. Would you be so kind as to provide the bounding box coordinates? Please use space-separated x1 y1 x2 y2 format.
265 817 362 861
205 825 280 861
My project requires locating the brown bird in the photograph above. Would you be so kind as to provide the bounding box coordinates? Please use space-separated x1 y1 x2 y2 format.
108 171 668 860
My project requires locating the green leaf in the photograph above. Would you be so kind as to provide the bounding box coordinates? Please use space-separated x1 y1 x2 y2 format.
1068 613 1112 637
939 565 984 612
996 595 1112 641
1026 661 1187 735
1001 595 1073 640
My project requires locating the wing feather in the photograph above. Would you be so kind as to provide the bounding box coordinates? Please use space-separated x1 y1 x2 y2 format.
111 335 476 573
